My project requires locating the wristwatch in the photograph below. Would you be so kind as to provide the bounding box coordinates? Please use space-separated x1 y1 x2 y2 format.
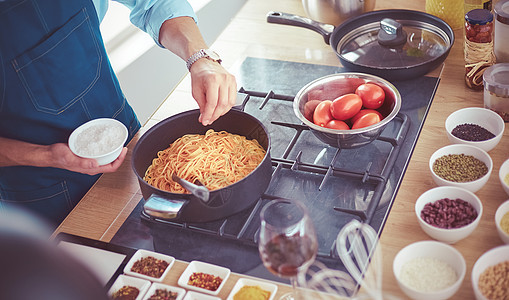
186 49 222 71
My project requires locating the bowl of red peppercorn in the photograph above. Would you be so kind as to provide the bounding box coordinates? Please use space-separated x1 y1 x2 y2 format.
415 186 483 244
177 260 230 296
429 144 493 193
124 249 175 282
445 107 505 152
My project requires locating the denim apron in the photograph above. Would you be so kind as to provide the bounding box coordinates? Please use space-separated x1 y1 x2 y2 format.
0 0 141 227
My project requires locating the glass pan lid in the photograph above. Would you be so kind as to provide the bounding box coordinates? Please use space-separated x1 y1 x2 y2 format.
337 19 452 69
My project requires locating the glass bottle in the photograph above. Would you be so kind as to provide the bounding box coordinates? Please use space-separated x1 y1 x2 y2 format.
426 0 464 30
464 0 492 14
494 0 509 62
464 9 495 90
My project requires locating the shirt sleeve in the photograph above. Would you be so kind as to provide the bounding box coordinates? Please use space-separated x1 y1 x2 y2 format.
114 0 197 47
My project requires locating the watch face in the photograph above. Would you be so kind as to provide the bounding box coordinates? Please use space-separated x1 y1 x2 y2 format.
204 49 220 61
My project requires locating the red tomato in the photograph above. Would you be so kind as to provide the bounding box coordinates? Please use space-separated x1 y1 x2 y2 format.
304 100 321 122
350 109 383 125
355 83 385 109
325 119 349 130
313 100 334 127
330 94 362 121
352 112 381 129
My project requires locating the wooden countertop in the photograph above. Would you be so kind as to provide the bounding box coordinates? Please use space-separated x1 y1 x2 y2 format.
54 0 509 299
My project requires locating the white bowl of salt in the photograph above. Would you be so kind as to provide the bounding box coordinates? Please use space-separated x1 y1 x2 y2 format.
69 118 128 166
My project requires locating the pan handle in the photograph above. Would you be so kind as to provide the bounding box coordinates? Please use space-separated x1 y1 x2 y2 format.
143 194 188 220
266 11 334 45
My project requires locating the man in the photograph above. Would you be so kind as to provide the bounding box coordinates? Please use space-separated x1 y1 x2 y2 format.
0 0 237 228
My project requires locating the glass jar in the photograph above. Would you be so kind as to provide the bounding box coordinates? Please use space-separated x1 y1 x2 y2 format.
464 9 495 90
483 63 509 122
494 0 509 62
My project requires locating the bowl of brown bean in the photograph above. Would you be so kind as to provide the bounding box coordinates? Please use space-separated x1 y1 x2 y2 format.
142 282 186 300
415 186 483 244
445 107 505 152
471 245 509 300
499 158 509 197
429 144 493 193
495 199 509 245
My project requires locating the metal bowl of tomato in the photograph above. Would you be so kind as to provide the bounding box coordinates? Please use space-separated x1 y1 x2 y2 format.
293 72 401 148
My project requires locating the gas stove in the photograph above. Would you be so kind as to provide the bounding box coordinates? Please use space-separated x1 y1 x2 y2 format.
111 57 440 288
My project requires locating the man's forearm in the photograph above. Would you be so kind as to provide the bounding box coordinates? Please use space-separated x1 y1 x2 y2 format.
158 16 209 61
0 137 51 167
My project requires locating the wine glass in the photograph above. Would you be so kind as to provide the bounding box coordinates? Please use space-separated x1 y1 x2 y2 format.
258 198 318 300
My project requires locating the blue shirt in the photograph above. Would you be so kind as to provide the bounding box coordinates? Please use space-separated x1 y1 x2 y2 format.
92 0 197 47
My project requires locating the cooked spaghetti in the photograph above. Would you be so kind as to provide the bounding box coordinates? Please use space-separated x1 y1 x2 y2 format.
143 129 266 193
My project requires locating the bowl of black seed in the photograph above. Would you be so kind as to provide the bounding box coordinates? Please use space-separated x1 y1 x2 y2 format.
415 186 483 244
445 107 505 152
429 144 493 193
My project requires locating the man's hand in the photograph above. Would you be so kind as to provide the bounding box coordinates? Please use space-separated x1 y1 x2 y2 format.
158 16 238 126
48 143 128 175
189 58 237 126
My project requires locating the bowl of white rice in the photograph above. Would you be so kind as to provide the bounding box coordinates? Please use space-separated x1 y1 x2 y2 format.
68 118 128 166
393 240 466 300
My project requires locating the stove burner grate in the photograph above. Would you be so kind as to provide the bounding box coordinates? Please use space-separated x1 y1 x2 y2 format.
141 88 409 260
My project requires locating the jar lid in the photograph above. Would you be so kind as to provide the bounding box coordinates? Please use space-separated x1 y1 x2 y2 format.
465 9 494 25
483 63 509 97
495 0 509 25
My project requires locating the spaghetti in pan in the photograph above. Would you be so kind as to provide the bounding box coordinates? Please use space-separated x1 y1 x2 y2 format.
143 129 266 193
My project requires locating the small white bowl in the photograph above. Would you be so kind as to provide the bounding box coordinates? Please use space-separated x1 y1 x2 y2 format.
445 107 504 152
177 261 230 296
393 241 466 300
429 144 493 193
124 249 175 282
471 245 509 300
182 291 222 300
108 274 151 300
142 282 186 300
226 278 278 300
499 158 509 197
68 118 128 165
415 186 482 244
495 200 509 244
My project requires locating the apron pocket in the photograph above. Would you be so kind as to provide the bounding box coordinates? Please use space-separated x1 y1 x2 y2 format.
0 181 73 225
13 7 102 115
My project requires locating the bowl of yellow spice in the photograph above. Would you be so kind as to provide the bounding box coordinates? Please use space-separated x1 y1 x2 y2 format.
499 158 509 197
227 278 277 300
495 200 509 244
429 144 493 193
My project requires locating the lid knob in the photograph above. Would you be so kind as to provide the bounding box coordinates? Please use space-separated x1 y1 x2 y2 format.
378 18 407 47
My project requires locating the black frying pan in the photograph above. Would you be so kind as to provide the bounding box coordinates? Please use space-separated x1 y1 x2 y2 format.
267 9 454 81
131 109 272 223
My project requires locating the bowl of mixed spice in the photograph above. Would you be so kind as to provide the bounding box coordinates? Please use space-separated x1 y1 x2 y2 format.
124 249 175 282
445 107 505 152
429 144 493 193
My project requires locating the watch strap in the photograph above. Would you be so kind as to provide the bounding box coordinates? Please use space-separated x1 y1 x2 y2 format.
186 49 221 71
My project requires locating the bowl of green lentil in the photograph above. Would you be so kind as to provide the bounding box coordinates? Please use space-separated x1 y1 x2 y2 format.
429 144 493 193
471 245 509 300
415 186 482 244
393 240 466 300
445 107 505 152
499 158 509 197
